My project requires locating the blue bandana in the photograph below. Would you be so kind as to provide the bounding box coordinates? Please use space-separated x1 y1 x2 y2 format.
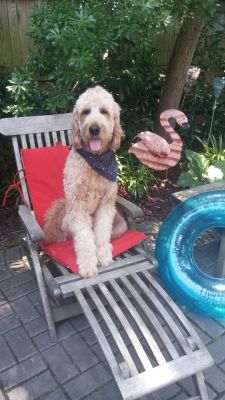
76 148 117 182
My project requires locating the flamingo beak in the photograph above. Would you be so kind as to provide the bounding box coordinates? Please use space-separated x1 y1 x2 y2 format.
181 121 189 131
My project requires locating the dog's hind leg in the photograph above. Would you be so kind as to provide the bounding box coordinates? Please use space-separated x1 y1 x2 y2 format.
43 199 67 243
111 210 128 239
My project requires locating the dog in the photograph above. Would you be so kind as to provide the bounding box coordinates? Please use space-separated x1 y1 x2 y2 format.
43 86 127 278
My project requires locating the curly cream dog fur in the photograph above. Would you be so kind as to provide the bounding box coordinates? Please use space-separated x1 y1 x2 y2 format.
43 86 127 278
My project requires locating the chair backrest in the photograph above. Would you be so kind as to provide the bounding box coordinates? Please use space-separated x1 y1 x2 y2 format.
0 113 73 208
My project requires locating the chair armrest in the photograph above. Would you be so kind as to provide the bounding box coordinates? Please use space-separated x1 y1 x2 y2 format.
18 205 45 242
116 196 144 219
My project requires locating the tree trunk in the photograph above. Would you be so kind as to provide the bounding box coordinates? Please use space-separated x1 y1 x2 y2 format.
155 15 205 137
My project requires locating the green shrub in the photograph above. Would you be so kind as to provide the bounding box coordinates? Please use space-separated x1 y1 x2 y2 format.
7 0 166 136
178 135 225 188
3 67 38 116
117 153 159 198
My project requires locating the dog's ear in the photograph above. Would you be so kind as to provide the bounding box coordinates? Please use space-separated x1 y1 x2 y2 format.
110 102 124 151
71 106 82 148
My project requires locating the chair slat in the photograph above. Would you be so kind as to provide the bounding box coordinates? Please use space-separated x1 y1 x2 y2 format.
67 130 72 145
21 135 28 149
60 261 151 294
118 348 213 400
98 282 152 371
28 134 35 148
143 271 205 350
87 285 139 376
74 289 121 380
36 133 43 148
44 132 51 147
134 272 192 355
59 130 67 146
52 131 58 144
120 275 179 360
55 254 148 287
110 278 166 366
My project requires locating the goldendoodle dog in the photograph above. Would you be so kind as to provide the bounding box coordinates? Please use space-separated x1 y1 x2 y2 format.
43 86 127 278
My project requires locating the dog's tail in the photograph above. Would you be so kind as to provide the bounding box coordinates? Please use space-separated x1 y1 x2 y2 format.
43 199 66 243
111 210 128 239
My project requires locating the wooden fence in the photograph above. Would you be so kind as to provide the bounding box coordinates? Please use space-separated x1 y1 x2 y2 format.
0 1 42 68
0 1 224 70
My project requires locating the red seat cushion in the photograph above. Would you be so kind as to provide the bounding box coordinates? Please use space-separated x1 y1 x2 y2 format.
41 230 146 274
21 143 146 273
21 143 69 226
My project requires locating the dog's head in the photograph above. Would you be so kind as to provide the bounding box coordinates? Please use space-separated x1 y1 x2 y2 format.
71 86 123 154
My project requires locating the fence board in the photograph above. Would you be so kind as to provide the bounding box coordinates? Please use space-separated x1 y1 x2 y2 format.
0 0 13 67
17 0 29 64
8 0 22 66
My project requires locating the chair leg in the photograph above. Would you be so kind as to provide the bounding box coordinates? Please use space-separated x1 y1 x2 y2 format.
193 372 209 400
28 239 57 342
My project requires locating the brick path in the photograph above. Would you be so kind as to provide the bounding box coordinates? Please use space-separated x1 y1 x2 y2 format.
0 233 225 400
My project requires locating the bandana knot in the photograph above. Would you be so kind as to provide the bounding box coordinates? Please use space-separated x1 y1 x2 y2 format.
76 148 117 182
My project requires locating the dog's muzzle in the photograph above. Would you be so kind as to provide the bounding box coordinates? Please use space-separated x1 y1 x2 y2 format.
89 124 100 136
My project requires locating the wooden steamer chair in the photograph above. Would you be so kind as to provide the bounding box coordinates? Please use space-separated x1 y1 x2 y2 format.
0 113 213 400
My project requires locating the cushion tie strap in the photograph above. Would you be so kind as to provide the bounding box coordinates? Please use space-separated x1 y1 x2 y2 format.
2 169 27 207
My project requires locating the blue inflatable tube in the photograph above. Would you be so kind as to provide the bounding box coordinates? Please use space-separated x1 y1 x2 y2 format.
155 190 225 318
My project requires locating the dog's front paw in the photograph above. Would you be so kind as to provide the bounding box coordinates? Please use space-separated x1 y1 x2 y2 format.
79 258 98 278
97 243 113 267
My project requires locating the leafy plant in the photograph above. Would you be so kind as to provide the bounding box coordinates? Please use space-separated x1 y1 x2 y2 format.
197 134 225 163
177 147 225 188
4 68 38 116
117 153 158 198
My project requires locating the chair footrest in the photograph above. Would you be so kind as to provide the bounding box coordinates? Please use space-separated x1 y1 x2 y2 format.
73 267 214 400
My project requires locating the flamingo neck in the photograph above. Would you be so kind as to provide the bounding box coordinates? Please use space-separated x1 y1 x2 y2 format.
160 109 185 132
160 108 186 127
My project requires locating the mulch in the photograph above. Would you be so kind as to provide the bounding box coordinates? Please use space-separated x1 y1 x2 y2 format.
119 164 182 222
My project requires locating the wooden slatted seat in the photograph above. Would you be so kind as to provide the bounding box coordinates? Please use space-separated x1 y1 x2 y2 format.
0 113 213 400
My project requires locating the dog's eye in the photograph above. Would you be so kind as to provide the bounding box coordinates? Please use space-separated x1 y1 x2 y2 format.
81 109 90 115
100 108 108 115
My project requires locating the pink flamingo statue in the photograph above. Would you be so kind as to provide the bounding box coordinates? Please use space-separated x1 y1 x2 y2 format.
128 109 189 170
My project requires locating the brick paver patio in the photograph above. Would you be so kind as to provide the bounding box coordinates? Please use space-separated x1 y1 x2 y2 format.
0 231 225 400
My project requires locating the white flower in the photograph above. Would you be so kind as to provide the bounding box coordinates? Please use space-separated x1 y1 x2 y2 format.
205 165 224 182
103 50 108 60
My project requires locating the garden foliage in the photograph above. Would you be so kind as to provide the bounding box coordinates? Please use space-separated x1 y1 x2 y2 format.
178 135 225 188
4 1 170 134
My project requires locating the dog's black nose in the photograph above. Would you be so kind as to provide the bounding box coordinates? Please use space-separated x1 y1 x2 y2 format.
89 124 100 136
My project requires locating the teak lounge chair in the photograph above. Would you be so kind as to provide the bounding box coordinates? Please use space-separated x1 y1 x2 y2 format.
0 113 213 400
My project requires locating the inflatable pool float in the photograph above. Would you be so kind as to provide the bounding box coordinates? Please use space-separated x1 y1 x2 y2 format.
155 190 225 318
